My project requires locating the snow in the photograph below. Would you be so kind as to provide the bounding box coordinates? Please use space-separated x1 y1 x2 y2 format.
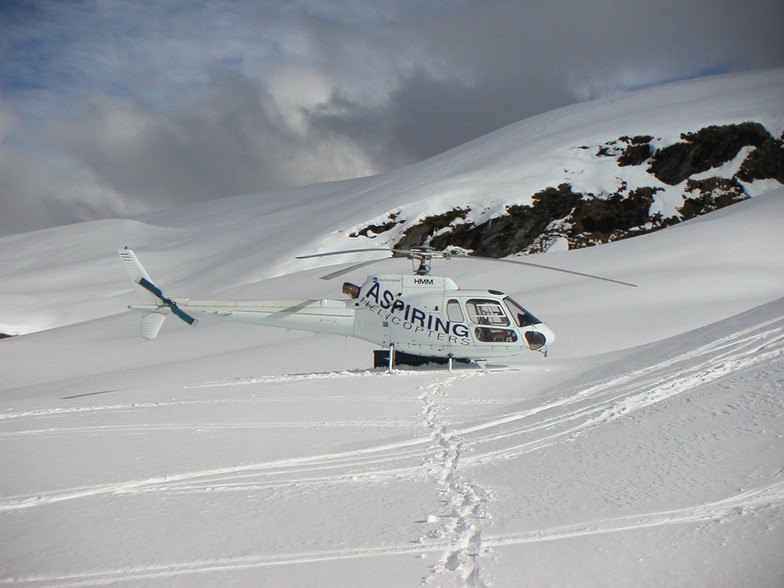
1 69 783 587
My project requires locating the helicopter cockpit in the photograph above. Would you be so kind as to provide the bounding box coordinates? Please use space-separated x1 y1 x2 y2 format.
456 295 543 346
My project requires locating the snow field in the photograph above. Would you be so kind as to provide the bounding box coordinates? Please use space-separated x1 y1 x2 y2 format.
1 69 783 586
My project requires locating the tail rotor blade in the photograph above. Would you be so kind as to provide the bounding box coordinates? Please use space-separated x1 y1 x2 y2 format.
136 277 199 325
170 305 199 326
137 277 165 299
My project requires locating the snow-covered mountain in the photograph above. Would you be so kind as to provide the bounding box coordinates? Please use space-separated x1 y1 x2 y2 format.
1 69 783 587
1 67 782 337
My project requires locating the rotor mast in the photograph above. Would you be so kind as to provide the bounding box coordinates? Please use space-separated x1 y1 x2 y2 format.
409 246 435 275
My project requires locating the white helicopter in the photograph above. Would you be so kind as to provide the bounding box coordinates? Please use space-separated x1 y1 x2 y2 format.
119 246 635 369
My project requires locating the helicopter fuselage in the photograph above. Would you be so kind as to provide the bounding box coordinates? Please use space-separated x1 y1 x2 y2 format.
153 273 554 360
120 248 557 363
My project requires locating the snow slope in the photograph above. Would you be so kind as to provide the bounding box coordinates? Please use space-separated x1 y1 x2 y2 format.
1 70 783 587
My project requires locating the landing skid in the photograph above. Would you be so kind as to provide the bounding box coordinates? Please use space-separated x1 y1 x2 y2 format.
373 349 473 369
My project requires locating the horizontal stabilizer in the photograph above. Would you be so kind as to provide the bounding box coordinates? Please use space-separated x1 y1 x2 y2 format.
140 313 167 340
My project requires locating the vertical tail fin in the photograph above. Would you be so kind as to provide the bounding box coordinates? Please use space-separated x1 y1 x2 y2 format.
118 248 168 339
118 248 160 307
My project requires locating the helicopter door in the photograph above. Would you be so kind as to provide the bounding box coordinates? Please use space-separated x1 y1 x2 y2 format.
465 299 519 343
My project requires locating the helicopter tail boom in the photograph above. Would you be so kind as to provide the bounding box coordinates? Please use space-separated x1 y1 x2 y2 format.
119 249 356 340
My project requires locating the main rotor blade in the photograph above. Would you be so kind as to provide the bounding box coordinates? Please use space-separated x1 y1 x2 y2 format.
296 248 394 260
297 247 437 260
319 257 393 280
449 254 637 287
296 246 636 286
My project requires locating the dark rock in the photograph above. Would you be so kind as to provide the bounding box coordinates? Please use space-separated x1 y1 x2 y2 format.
350 212 403 238
399 184 582 257
618 143 652 166
679 177 749 220
395 208 469 250
624 135 654 145
737 135 784 183
596 144 615 158
648 122 772 185
571 187 658 237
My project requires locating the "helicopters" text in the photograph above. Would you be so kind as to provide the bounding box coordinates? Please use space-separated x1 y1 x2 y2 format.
362 281 470 345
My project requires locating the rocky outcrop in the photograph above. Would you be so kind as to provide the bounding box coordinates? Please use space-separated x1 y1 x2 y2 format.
679 177 748 220
737 134 784 183
395 208 469 250
348 122 783 257
647 122 772 185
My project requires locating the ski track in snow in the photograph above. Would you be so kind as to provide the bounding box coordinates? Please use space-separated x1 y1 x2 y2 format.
0 420 415 439
4 481 783 587
1 313 782 586
460 314 784 465
0 369 506 424
1 315 781 512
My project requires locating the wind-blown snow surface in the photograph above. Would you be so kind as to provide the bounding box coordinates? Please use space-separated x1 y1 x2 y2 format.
2 72 784 587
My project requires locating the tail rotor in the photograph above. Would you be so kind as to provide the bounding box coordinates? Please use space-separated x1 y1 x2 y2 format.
118 249 198 339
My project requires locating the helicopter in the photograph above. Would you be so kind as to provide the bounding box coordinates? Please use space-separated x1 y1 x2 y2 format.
118 246 636 369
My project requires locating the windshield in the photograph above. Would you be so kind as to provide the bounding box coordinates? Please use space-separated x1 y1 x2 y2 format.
504 297 541 327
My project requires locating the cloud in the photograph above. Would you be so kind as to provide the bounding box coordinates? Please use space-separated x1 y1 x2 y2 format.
1 72 380 234
1 0 783 235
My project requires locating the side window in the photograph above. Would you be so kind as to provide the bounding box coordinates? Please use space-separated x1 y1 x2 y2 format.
474 327 518 343
446 299 464 322
466 299 510 326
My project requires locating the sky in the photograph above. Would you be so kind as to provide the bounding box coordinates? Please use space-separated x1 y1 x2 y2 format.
1 0 783 236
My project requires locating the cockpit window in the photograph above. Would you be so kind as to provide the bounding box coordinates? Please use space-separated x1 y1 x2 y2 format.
466 299 510 326
504 297 541 327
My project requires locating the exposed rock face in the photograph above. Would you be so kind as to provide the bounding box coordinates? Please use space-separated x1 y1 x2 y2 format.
647 122 772 185
349 212 403 238
349 122 783 257
597 135 654 167
395 209 468 250
679 177 748 220
737 134 784 183
429 185 581 257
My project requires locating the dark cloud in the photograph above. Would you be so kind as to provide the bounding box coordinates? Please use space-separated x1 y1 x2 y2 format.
1 0 783 235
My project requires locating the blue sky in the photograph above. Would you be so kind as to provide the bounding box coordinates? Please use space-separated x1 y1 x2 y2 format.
1 0 783 235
